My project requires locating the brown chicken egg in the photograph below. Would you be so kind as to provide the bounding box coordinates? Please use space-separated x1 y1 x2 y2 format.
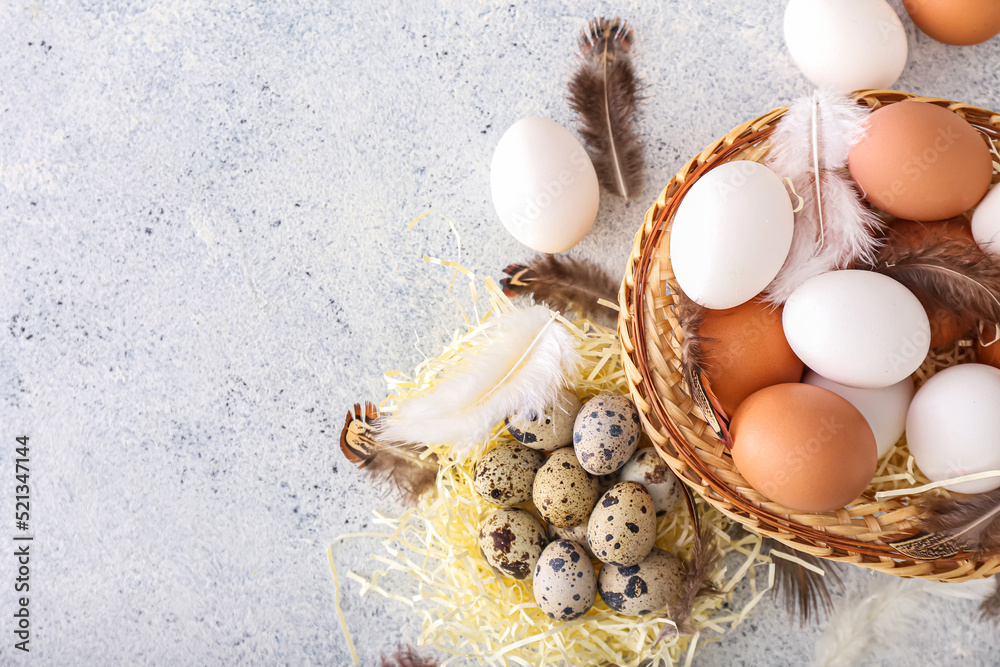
889 218 978 348
902 0 1000 46
848 101 992 222
698 299 804 417
730 383 877 512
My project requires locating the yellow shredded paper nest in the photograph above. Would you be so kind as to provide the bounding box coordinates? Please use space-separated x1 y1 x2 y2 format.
331 252 783 667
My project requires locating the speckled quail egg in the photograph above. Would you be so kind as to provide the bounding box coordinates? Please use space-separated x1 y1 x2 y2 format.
506 388 582 451
618 448 682 517
587 482 656 566
532 448 599 528
478 508 548 580
533 539 597 621
597 548 684 615
547 520 596 559
573 393 641 475
474 442 546 507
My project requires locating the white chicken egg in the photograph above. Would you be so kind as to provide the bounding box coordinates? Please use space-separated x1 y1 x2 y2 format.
668 161 794 309
490 117 599 253
906 364 1000 494
803 371 914 458
784 0 908 92
972 185 1000 256
782 270 930 389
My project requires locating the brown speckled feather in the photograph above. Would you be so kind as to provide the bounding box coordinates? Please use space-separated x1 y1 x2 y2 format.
979 578 1000 623
657 486 722 642
891 487 1000 561
567 17 644 200
867 228 1000 335
767 538 843 625
675 290 708 401
339 403 438 506
500 254 618 324
380 644 438 667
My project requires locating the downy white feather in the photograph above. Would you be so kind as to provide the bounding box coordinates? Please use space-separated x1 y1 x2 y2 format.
764 90 883 304
814 574 993 667
377 306 582 461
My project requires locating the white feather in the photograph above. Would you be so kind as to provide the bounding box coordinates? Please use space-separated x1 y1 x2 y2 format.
377 306 582 461
814 574 994 667
764 90 883 304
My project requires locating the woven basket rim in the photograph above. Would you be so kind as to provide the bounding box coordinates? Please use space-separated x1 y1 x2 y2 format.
618 89 1000 581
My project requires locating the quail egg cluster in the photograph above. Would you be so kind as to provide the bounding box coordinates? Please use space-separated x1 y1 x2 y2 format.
473 390 689 622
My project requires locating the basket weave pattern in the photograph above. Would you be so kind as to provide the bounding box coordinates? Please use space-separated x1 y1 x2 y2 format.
618 90 1000 581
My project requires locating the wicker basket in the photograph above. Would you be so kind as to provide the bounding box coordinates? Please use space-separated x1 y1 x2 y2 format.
618 90 1000 582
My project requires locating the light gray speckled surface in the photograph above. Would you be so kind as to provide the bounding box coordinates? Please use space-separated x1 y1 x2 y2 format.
3 0 1000 665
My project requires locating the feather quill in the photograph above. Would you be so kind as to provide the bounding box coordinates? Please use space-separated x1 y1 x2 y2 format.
867 230 1000 340
675 289 708 405
376 306 582 460
674 289 732 446
764 91 883 304
339 402 438 506
500 254 619 324
567 17 643 199
814 574 994 667
891 487 1000 560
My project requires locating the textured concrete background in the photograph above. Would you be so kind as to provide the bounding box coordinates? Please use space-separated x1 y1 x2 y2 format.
2 0 1000 665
